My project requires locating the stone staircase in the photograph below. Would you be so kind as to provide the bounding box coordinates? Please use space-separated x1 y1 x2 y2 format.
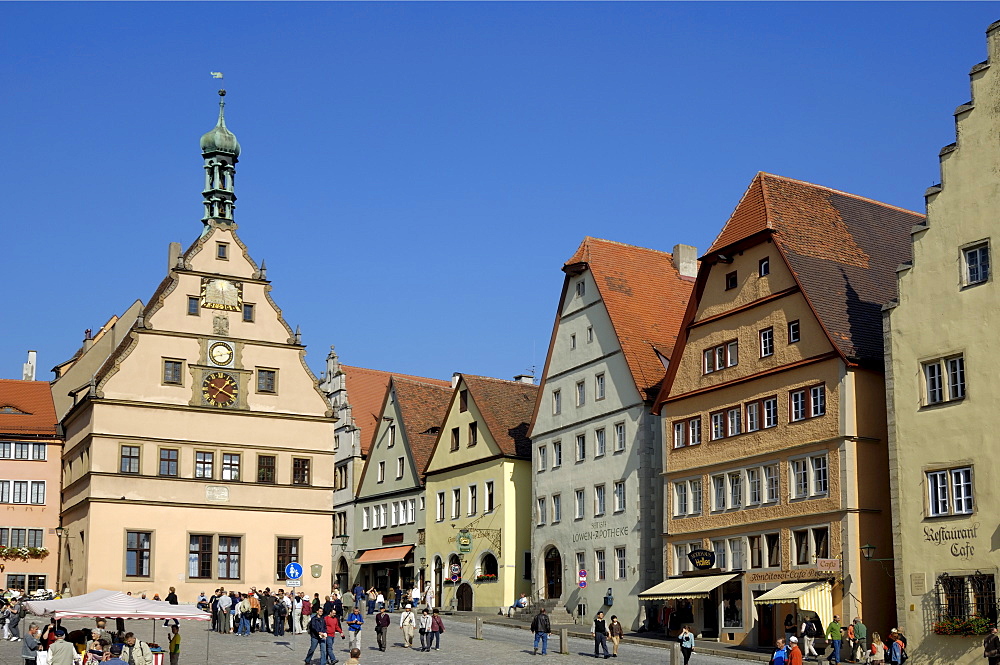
507 598 577 624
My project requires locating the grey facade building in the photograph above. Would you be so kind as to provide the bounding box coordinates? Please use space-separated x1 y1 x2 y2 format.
529 237 696 629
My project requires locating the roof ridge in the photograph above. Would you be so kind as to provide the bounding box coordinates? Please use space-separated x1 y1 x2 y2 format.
342 364 449 385
462 374 536 386
574 236 675 257
759 172 923 217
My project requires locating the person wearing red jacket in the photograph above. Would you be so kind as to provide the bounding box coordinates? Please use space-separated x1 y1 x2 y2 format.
786 636 804 665
324 612 345 664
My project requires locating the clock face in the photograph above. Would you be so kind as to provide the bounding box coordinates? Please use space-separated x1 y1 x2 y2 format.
200 278 243 312
202 372 239 407
209 342 234 366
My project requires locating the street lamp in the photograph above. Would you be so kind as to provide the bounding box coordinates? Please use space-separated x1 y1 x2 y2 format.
337 533 349 552
859 543 893 562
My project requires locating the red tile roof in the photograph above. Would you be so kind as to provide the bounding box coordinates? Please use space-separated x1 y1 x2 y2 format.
708 172 922 363
462 375 538 458
563 237 695 396
0 380 59 437
341 366 450 455
392 377 454 475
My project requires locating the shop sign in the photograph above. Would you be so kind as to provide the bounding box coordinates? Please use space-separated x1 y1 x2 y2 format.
687 549 716 570
817 558 841 572
573 520 630 543
458 530 473 553
923 522 979 560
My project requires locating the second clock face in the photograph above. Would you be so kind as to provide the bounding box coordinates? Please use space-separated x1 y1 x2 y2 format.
202 372 239 407
209 342 234 366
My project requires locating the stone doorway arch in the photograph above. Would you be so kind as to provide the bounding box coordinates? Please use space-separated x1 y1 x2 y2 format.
544 547 563 600
456 582 474 611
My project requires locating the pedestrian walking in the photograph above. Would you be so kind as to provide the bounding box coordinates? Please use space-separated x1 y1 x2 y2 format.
304 608 329 665
345 607 364 650
374 607 391 652
868 632 886 665
591 611 611 659
417 609 433 652
852 617 867 663
21 623 40 665
608 615 624 657
679 625 695 665
8 597 24 641
787 637 803 665
825 615 843 664
429 609 444 651
324 607 345 664
168 626 180 665
800 615 820 660
399 604 416 648
770 638 788 665
530 608 551 656
986 627 1000 665
273 595 288 637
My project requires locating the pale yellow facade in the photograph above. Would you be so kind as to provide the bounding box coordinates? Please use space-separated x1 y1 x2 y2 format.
423 377 532 612
55 222 336 600
660 240 895 646
884 22 1000 664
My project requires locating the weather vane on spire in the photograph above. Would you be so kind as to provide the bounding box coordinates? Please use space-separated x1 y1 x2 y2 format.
210 71 224 79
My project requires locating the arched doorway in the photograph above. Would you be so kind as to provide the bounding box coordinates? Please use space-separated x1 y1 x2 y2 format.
434 556 443 603
337 557 349 592
456 582 474 611
544 547 562 600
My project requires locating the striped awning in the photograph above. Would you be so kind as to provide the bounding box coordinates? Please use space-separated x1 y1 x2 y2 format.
638 573 739 600
753 581 833 628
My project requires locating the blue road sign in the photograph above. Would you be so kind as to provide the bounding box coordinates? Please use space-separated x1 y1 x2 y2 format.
579 581 587 589
285 562 303 580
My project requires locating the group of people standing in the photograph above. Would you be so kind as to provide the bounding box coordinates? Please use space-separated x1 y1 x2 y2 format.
775 614 908 665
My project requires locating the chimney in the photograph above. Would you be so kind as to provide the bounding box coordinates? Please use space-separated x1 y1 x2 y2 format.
672 244 698 278
513 374 535 385
451 373 461 389
22 350 37 381
168 242 182 272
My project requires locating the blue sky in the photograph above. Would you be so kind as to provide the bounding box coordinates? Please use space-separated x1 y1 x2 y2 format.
2 3 997 384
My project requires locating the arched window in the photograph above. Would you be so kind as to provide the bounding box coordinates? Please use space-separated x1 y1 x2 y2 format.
481 553 499 577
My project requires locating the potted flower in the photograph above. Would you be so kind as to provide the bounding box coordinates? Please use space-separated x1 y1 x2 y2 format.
474 573 498 583
932 615 993 636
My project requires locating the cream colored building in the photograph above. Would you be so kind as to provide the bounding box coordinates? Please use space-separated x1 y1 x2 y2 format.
51 93 336 598
649 173 919 647
424 374 536 612
884 21 1000 664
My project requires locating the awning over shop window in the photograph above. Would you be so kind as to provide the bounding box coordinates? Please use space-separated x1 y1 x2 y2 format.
354 545 413 564
753 581 833 628
638 573 740 600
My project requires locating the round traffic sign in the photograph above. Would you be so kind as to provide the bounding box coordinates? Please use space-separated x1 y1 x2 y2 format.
285 562 303 580
579 569 587 578
451 574 460 582
579 581 587 588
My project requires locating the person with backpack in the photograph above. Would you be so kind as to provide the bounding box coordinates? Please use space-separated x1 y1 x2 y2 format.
9 597 25 641
801 615 820 660
888 630 907 665
273 593 288 637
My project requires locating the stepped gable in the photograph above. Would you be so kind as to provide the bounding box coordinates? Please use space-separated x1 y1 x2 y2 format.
392 377 453 475
0 380 58 435
564 237 695 396
343 365 450 454
709 173 923 363
462 375 538 458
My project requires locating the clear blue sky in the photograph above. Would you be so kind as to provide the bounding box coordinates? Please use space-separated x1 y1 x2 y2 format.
2 3 997 384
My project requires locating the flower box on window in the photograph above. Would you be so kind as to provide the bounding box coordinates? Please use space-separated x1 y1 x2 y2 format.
0 546 49 561
474 574 498 583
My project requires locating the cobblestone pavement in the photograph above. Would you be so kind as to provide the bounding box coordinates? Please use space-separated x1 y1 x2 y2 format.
0 614 748 665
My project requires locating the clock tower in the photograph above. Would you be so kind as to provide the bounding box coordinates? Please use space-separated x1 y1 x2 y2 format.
52 92 337 596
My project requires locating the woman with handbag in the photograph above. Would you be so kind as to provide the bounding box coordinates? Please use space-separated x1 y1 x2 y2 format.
417 609 433 652
984 626 1000 665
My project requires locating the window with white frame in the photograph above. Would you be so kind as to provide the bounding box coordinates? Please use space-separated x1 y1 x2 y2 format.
408 498 416 523
615 547 626 579
552 494 561 523
594 484 606 516
674 482 688 516
436 492 445 521
713 539 727 569
729 472 743 508
923 355 966 405
396 456 405 479
810 385 826 416
760 327 774 357
688 418 701 445
675 544 692 573
927 466 974 516
537 445 547 472
362 507 371 530
576 280 586 297
729 537 745 570
674 479 701 517
746 402 759 432
595 428 606 456
595 549 607 580
553 441 562 467
552 390 561 415
377 460 385 483
759 256 770 276
537 497 547 525
614 422 626 451
576 434 586 461
596 373 606 400
576 551 586 576
468 485 477 515
485 481 495 511
790 454 828 499
712 475 726 511
790 390 807 422
575 489 585 519
703 340 739 374
788 320 800 344
576 381 586 406
963 242 990 285
727 407 742 437
673 421 686 448
749 534 763 569
691 478 702 514
711 412 725 440
747 467 761 505
763 397 778 428
614 481 625 513
766 533 781 567
451 488 460 518
765 464 779 503
391 502 398 526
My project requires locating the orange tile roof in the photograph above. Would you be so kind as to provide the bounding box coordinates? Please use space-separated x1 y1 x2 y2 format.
392 377 454 475
708 172 922 362
0 380 59 437
341 366 450 455
462 375 538 458
564 237 696 396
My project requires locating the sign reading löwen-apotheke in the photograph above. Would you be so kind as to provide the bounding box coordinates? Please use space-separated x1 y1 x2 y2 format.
687 549 716 570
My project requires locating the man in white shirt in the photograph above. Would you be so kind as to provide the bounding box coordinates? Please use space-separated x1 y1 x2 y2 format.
399 604 416 648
